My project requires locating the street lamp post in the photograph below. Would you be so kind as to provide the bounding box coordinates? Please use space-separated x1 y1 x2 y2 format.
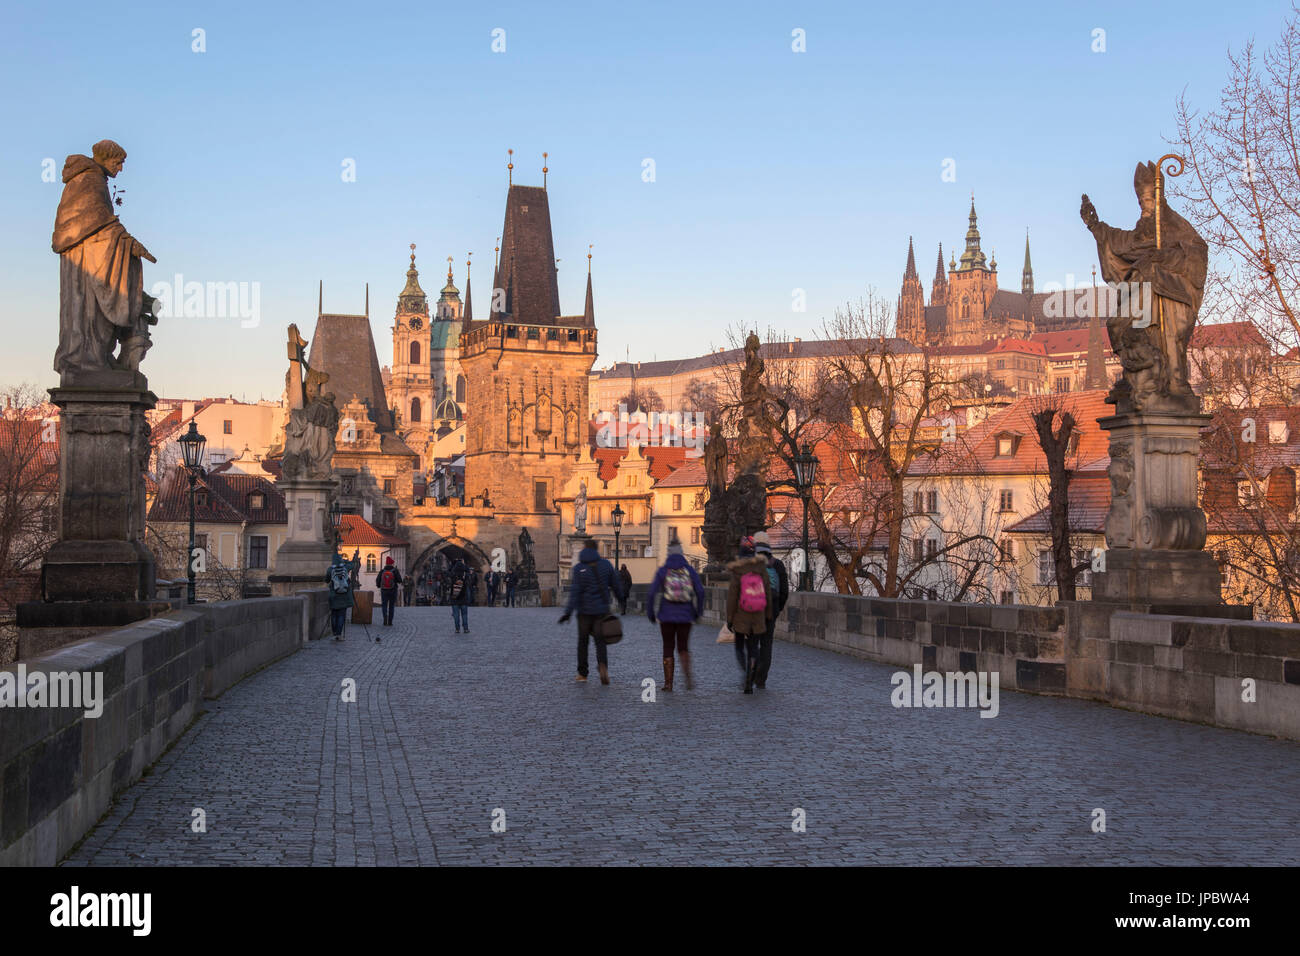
611 503 625 565
793 443 819 591
330 500 343 552
178 421 207 605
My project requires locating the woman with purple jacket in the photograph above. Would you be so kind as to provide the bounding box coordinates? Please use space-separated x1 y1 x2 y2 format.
647 542 706 691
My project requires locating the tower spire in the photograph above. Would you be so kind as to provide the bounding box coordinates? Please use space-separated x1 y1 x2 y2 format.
507 148 513 186
903 236 918 280
930 243 948 307
583 244 594 325
318 279 323 316
1021 229 1034 295
958 195 987 271
463 253 473 324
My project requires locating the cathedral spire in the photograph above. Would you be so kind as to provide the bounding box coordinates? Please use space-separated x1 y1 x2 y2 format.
958 194 988 271
1085 266 1107 388
930 243 948 307
1021 230 1034 295
903 236 918 280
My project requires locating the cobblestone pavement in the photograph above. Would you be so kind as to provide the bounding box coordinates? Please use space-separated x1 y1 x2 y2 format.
66 607 1300 866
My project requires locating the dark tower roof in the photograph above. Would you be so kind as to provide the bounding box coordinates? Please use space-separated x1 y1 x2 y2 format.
583 252 594 326
308 293 394 433
487 184 562 327
904 236 918 280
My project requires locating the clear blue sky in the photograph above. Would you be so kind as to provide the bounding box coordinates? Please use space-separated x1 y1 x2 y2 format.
1 0 1290 400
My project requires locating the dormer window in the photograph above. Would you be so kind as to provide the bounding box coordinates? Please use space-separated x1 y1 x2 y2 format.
994 432 1021 457
248 493 264 510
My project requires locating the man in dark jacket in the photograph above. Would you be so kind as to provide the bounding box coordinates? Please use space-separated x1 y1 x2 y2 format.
646 542 705 691
753 531 790 689
449 559 471 633
376 556 402 630
505 570 518 607
559 539 626 684
618 564 633 613
486 569 499 607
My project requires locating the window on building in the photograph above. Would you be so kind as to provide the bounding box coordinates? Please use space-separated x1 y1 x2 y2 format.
996 359 1006 370
456 375 466 404
925 538 938 559
999 590 1015 605
194 533 209 553
527 327 539 340
912 538 923 563
248 493 264 510
691 526 700 544
669 526 680 544
534 480 548 512
999 539 1015 564
625 474 636 489
672 494 682 511
1055 377 1070 393
547 328 558 340
506 326 518 339
999 489 1014 512
341 476 355 495
996 436 1014 457
568 329 580 342
382 508 395 527
196 489 209 508
383 478 395 495
366 554 376 572
223 419 232 435
248 535 269 569
1075 548 1093 587
410 341 421 366
1238 480 1262 509
1037 549 1054 585
926 490 938 513
912 490 924 514
410 398 421 423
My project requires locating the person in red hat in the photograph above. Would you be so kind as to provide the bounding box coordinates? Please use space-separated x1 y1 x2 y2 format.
375 555 403 628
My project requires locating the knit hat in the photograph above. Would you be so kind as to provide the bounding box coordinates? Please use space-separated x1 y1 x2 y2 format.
755 541 773 555
753 531 771 547
385 556 394 565
667 542 683 556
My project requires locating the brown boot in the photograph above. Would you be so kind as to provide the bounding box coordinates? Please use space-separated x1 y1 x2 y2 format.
680 652 694 690
598 663 610 685
662 657 674 692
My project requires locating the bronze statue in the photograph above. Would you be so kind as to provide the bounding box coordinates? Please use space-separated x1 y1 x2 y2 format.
736 332 769 471
1081 158 1207 414
52 139 158 379
703 423 728 493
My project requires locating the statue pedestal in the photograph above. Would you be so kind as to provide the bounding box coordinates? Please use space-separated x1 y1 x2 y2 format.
17 378 165 656
268 478 336 597
1094 410 1222 607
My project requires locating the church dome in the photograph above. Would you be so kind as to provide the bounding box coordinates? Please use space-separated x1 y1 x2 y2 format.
435 394 463 422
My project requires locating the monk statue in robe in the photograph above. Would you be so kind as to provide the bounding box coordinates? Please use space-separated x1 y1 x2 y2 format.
281 325 339 480
52 139 158 379
1081 161 1208 415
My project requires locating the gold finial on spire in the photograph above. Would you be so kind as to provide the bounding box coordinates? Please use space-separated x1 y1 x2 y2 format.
466 251 472 276
507 148 513 185
588 243 593 274
410 242 416 267
543 151 548 190
447 255 454 280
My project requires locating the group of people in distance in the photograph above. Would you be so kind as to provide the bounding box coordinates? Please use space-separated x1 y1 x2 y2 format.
559 531 789 694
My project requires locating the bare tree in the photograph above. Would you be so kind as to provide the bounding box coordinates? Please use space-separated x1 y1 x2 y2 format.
618 384 664 414
1027 395 1088 602
1170 5 1300 359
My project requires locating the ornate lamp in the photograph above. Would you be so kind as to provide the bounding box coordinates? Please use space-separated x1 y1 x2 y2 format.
178 422 207 604
793 443 819 591
611 503 625 564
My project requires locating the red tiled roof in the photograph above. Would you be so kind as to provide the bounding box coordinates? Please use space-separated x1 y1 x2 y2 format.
1030 328 1115 358
338 514 407 548
148 466 286 524
592 444 692 483
1003 477 1111 534
1190 321 1269 351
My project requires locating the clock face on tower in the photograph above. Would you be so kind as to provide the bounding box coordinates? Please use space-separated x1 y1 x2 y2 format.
409 317 423 331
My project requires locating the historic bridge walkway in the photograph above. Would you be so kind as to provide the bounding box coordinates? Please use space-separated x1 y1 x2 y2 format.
66 607 1300 866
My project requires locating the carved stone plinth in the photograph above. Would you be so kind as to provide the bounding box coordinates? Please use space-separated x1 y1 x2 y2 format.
269 478 335 596
41 379 158 602
1096 411 1221 606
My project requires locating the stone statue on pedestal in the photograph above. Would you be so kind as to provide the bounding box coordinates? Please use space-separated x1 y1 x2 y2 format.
52 140 159 381
1083 158 1223 607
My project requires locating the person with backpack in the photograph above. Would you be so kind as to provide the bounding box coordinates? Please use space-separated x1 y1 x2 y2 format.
376 556 402 627
752 531 790 690
448 558 471 633
558 538 626 684
646 542 704 692
325 551 355 640
726 536 775 694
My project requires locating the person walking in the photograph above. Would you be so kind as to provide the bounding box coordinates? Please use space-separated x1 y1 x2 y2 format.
727 537 775 694
558 538 627 684
505 570 518 607
402 573 415 608
448 558 471 633
325 551 355 640
646 542 704 691
376 556 402 630
618 563 633 614
486 569 499 607
752 531 790 689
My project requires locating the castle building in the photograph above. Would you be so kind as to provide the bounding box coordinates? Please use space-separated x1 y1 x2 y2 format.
898 198 1088 347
